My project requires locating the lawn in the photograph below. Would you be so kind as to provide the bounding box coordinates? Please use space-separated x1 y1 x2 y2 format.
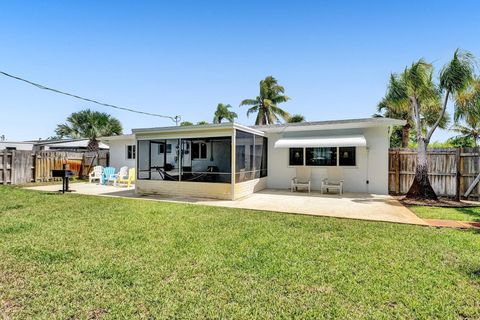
0 187 479 319
409 205 480 222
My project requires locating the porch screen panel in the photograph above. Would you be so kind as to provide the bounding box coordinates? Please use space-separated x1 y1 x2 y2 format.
137 140 150 179
181 137 232 183
235 130 267 182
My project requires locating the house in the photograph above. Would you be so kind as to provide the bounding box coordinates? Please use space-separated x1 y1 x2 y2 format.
0 139 109 152
31 139 109 152
130 117 405 200
101 135 136 169
0 141 35 151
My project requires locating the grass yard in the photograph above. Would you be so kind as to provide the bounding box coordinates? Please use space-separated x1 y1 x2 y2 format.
0 187 479 319
410 205 480 222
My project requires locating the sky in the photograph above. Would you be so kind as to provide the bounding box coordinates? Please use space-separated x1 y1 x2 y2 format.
1 0 479 141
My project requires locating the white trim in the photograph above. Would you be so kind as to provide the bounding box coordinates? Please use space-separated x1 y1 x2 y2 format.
275 135 366 148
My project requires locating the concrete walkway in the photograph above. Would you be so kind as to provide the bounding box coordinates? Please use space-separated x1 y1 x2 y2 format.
25 183 427 225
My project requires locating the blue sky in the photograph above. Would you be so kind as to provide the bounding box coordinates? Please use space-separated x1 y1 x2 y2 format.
1 0 479 141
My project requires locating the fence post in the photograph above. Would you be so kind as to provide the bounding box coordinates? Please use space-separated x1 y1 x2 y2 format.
2 150 8 185
455 148 461 201
395 150 400 194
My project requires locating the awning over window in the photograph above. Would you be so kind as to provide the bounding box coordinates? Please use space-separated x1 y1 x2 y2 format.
274 135 367 148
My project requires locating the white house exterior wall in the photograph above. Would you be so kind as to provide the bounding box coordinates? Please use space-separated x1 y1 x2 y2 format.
107 139 136 169
265 126 390 194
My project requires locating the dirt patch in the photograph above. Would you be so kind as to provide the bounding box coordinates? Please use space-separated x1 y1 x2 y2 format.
393 196 480 208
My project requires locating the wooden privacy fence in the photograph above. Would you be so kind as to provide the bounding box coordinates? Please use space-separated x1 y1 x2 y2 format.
389 148 480 199
0 150 35 185
0 150 109 185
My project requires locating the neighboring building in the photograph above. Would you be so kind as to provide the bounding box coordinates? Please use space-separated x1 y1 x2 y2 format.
101 135 136 169
0 138 109 152
129 117 405 200
0 141 35 151
31 139 109 152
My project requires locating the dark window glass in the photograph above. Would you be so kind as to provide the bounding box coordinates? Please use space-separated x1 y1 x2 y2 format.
127 145 136 159
200 143 207 159
166 144 172 153
158 144 165 154
306 147 337 166
192 142 207 159
260 136 268 177
339 147 356 166
289 148 304 166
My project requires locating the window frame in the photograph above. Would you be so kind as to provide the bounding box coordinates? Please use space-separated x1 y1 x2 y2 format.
192 141 208 160
126 144 136 160
288 146 357 168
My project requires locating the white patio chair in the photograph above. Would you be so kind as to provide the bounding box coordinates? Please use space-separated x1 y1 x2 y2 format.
109 166 128 186
291 167 311 193
88 166 103 183
321 167 344 195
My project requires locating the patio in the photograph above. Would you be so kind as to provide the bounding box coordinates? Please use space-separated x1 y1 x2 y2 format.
25 183 426 225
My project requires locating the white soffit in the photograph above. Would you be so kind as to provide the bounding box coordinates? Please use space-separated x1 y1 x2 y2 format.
274 135 367 148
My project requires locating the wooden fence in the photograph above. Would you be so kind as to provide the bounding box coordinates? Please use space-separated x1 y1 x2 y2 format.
0 150 35 185
0 150 109 185
389 148 480 199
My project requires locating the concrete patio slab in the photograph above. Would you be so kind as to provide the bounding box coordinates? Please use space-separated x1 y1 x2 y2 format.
25 183 427 225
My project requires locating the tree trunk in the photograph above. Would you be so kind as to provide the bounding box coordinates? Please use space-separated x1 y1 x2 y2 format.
406 139 438 200
401 124 411 148
88 139 99 152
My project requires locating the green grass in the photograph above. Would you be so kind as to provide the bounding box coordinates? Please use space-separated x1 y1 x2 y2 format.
409 205 480 222
0 187 479 319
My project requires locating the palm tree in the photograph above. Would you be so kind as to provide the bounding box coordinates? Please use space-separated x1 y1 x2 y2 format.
381 50 474 200
452 78 480 147
55 109 122 151
240 76 290 125
287 114 306 123
212 103 237 123
451 122 480 147
376 99 412 147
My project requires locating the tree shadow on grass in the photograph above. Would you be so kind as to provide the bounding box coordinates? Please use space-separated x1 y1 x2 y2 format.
454 208 480 222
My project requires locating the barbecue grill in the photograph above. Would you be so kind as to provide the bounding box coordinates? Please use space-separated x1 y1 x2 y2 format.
52 164 76 193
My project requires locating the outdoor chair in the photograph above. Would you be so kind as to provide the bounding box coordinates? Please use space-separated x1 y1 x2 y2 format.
116 168 136 187
101 167 116 185
109 166 128 186
291 167 312 193
321 167 344 195
88 166 103 183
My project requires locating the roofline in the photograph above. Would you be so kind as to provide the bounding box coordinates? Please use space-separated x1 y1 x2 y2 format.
252 117 406 132
132 122 265 136
101 134 135 142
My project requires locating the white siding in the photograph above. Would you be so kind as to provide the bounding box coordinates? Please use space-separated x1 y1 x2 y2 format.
108 139 136 169
265 126 390 194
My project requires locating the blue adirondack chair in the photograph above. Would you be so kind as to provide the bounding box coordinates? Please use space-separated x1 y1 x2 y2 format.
101 167 116 185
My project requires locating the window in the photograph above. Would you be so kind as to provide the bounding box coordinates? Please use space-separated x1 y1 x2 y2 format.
339 147 356 166
166 144 172 153
306 147 337 166
192 142 207 159
158 144 165 154
126 145 136 159
289 148 304 166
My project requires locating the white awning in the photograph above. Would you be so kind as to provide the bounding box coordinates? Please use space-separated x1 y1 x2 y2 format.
274 135 367 148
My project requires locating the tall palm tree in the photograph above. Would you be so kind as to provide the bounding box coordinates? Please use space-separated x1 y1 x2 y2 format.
287 114 306 123
452 78 480 147
376 99 412 147
212 103 237 123
381 50 474 200
55 109 122 151
240 76 290 125
451 122 480 147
